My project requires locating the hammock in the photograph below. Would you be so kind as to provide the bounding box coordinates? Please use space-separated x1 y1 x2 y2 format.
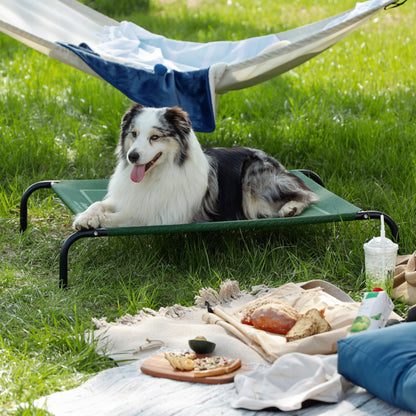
0 0 405 132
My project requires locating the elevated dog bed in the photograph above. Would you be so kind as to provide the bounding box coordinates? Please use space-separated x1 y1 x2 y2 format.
0 0 407 132
20 171 399 287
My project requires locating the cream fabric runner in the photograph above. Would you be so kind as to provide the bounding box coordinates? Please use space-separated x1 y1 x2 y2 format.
91 280 359 365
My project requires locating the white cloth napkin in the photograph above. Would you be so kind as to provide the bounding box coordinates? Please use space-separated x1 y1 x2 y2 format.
232 353 349 411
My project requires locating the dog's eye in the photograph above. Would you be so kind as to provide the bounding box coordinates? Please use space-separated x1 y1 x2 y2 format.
131 131 137 138
149 134 160 141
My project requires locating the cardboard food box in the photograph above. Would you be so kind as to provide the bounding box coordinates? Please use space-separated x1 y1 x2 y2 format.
350 290 394 333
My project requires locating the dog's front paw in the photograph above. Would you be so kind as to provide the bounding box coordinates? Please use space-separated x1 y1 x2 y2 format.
72 215 99 230
72 203 107 230
73 212 101 230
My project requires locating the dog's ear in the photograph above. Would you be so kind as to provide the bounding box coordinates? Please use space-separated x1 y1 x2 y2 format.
120 103 144 136
163 106 192 136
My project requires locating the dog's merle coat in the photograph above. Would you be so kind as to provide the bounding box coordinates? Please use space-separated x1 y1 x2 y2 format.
73 104 318 230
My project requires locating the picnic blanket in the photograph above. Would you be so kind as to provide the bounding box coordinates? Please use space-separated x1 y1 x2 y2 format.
31 354 415 416
30 280 410 415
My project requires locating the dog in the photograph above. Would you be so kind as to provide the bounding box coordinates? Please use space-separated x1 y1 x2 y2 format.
73 104 318 229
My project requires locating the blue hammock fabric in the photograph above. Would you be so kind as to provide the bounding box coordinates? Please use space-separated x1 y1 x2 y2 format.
60 42 215 132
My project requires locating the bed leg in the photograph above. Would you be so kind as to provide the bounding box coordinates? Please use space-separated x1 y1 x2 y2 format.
19 181 58 232
355 211 399 243
59 229 108 288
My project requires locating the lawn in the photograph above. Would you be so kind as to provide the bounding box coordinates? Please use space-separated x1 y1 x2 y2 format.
0 0 415 413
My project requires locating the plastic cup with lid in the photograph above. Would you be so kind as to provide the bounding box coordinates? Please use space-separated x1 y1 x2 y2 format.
363 215 398 296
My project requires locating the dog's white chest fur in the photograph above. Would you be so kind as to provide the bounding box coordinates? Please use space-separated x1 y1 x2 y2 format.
107 144 209 226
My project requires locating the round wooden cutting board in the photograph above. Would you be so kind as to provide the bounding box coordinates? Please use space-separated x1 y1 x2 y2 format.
140 352 252 384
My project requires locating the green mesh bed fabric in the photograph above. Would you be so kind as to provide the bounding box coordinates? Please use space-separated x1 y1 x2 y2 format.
51 171 360 237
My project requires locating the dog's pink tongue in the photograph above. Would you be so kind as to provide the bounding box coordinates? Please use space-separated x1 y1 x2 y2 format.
130 164 146 183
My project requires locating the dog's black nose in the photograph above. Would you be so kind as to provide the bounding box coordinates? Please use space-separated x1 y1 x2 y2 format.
128 151 140 163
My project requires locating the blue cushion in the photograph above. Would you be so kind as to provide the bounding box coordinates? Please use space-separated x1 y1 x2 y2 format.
338 322 416 412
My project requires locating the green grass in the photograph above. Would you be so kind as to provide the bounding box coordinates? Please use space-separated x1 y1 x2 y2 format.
0 0 415 413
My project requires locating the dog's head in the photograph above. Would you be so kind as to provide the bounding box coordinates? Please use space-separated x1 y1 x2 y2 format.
119 104 192 183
